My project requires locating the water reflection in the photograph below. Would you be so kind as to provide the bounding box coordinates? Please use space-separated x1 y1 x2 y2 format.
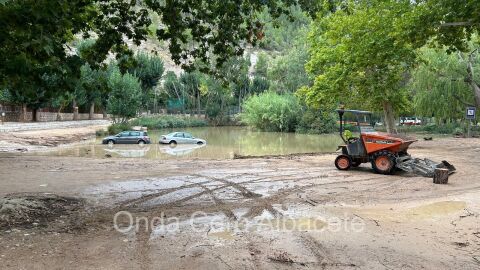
104 145 151 158
159 144 206 156
34 126 342 159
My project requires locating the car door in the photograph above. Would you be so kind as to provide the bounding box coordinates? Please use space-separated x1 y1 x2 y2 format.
174 132 185 144
117 131 130 144
183 132 194 144
128 131 140 144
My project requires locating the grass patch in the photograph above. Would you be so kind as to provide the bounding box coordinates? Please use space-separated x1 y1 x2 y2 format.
129 115 208 130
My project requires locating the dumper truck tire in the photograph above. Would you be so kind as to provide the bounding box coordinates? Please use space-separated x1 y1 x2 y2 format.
335 155 352 170
371 150 396 175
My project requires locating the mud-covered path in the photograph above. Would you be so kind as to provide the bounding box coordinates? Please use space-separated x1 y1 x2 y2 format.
0 137 479 269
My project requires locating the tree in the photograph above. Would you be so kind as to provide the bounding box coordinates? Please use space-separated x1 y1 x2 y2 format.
300 0 415 133
409 46 478 123
268 44 310 93
179 72 202 116
128 52 165 111
0 0 149 120
106 68 142 123
146 0 319 72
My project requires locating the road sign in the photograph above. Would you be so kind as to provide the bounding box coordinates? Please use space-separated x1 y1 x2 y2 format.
466 107 476 120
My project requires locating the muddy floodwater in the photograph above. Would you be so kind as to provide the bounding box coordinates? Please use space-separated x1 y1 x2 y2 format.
34 126 343 159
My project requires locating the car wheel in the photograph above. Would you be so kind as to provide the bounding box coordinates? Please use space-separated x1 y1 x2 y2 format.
107 140 115 146
138 140 145 146
196 141 204 145
169 140 177 148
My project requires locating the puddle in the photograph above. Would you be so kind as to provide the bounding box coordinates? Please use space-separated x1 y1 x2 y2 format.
405 201 466 218
208 230 236 240
352 201 467 222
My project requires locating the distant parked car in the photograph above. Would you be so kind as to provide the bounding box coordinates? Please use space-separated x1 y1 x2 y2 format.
400 117 422 126
102 131 151 145
159 132 206 145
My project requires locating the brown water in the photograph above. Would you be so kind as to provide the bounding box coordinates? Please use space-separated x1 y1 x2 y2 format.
36 126 342 159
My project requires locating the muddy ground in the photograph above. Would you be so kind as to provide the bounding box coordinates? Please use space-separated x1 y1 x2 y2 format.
0 137 479 269
0 123 107 152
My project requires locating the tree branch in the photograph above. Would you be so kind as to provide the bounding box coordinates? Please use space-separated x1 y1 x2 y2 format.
452 93 475 107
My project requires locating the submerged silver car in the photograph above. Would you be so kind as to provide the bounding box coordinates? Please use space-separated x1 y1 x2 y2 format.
159 132 206 145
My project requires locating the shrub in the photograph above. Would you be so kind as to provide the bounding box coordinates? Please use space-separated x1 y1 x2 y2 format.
129 115 208 130
241 92 301 132
296 109 337 134
95 129 108 137
107 123 132 135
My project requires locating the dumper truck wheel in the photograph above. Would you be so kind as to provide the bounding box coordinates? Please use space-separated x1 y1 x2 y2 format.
335 155 352 170
371 150 396 174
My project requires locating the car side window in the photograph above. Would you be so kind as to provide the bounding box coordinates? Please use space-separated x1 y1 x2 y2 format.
174 133 183 138
119 131 129 137
130 132 140 136
184 133 192 138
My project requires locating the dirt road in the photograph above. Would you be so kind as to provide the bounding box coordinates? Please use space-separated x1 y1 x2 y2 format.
0 138 479 269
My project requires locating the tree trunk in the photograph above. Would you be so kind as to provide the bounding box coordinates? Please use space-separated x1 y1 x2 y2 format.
56 106 63 121
32 108 39 122
102 108 108 119
73 100 79 120
382 101 396 134
469 81 480 109
89 102 95 120
466 50 480 109
197 91 201 117
20 104 27 122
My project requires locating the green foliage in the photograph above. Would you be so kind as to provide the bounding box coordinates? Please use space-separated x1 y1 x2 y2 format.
242 92 301 132
148 1 319 71
129 115 207 130
258 5 311 52
301 0 415 109
130 53 164 91
409 46 477 121
405 0 480 52
95 129 108 137
268 44 311 93
75 64 108 107
0 89 11 103
107 123 132 135
106 68 142 123
255 53 269 78
296 109 337 134
128 52 164 109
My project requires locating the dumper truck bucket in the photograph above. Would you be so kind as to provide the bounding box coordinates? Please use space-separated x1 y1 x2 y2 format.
396 156 456 177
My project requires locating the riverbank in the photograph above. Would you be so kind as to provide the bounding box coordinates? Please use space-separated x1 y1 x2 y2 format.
0 120 110 152
0 137 479 269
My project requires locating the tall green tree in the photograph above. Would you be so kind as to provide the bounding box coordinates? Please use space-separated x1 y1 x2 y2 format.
106 68 142 123
300 0 415 133
128 52 165 111
409 46 478 122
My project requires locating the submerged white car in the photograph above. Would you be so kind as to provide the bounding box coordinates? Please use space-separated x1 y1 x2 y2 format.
159 132 206 145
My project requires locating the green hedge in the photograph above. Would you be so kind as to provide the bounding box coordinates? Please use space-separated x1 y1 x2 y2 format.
129 115 208 130
241 92 301 132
